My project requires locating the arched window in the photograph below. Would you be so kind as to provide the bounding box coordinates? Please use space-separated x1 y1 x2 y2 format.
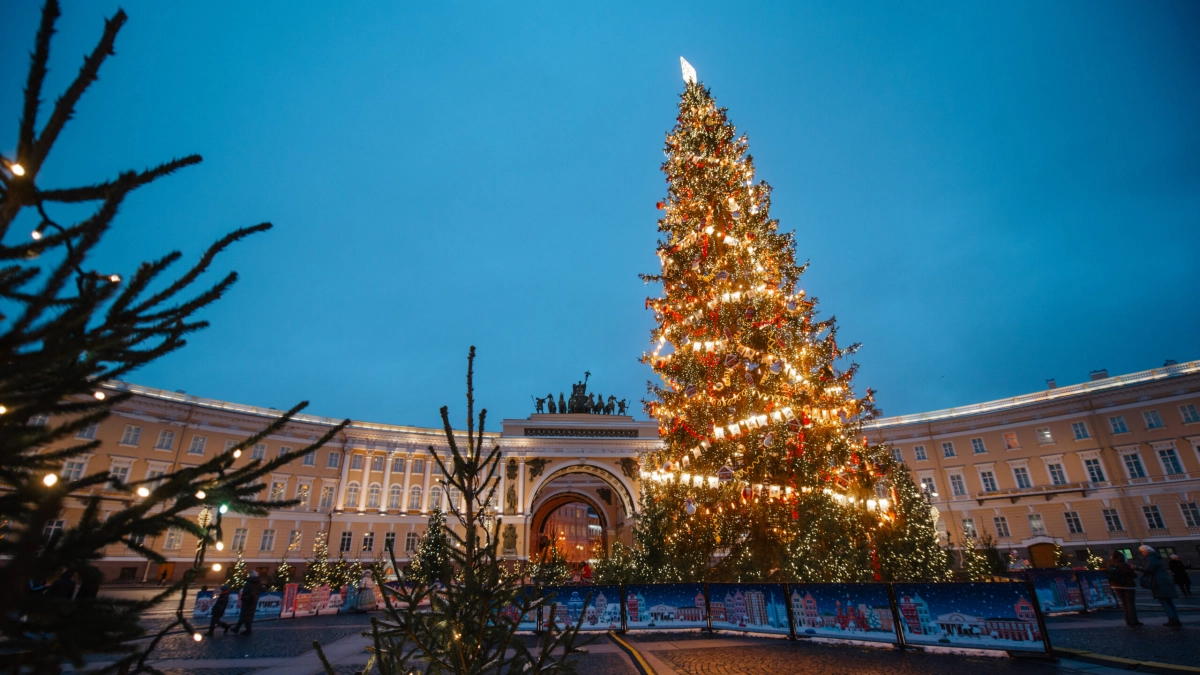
389 484 403 509
447 487 461 512
408 486 422 511
366 483 382 509
429 486 443 511
345 482 360 509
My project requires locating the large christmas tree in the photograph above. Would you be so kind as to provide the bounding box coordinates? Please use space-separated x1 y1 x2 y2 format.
638 59 948 583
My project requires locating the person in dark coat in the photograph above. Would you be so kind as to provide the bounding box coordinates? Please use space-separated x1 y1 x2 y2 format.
208 585 233 636
1137 545 1182 626
1168 555 1192 596
1106 551 1141 626
231 572 262 636
45 570 76 599
76 567 102 600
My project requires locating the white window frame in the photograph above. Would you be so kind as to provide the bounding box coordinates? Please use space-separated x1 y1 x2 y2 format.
319 484 336 509
61 454 92 481
251 443 267 460
1181 502 1200 528
1035 427 1054 445
1119 448 1147 479
1102 508 1124 532
947 472 967 497
1070 422 1089 440
76 422 99 440
1064 511 1084 534
231 528 249 551
1011 465 1033 490
1142 505 1166 530
119 425 142 447
1143 410 1165 430
1153 442 1185 476
327 452 341 469
154 430 176 451
970 438 986 455
941 442 956 458
993 516 1011 538
1027 513 1047 537
961 518 977 538
295 481 312 507
404 531 420 553
1109 415 1129 434
1002 432 1019 450
1180 403 1200 425
188 435 207 455
302 451 316 466
259 529 276 552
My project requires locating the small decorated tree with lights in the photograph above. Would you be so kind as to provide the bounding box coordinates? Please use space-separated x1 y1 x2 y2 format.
225 552 249 589
303 532 334 589
638 59 949 583
959 537 991 581
272 559 294 591
1084 547 1105 571
408 506 452 584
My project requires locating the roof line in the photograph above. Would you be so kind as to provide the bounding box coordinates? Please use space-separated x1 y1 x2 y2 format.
864 360 1200 430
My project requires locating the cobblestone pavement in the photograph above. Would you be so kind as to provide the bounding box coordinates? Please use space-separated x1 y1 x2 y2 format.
121 613 371 661
1044 610 1199 667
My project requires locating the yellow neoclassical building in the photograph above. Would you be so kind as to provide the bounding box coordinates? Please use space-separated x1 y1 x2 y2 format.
28 360 1200 582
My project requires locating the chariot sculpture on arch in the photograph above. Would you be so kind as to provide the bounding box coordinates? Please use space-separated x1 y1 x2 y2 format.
532 371 629 415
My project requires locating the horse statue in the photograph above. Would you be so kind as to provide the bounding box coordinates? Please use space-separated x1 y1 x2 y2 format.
604 396 616 415
546 393 557 414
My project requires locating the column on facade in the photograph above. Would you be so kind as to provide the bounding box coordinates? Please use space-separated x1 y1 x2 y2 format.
516 456 526 515
421 451 433 514
335 444 352 511
497 452 506 514
380 450 395 513
358 450 372 512
400 451 413 512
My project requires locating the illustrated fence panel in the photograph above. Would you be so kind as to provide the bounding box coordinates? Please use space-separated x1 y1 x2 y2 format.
1075 571 1118 610
1024 570 1086 613
707 583 791 636
279 583 339 618
193 589 285 621
540 585 623 631
892 582 1047 653
623 584 708 630
785 583 898 644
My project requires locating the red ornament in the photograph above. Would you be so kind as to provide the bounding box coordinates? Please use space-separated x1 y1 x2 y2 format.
656 201 664 210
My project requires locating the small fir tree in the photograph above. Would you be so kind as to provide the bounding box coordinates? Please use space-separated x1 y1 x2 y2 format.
272 559 294 591
225 551 249 589
977 533 1008 575
408 507 452 584
529 543 571 586
591 543 637 585
303 532 333 589
1054 543 1071 568
959 537 991 581
331 557 350 590
1084 548 1105 571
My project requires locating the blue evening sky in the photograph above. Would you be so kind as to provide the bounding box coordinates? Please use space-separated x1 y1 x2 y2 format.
3 2 1198 428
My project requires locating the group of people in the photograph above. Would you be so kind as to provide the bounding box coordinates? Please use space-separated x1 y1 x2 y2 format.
205 570 263 637
1107 546 1192 627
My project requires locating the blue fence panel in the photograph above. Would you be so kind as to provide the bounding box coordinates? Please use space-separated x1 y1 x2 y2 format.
540 585 623 631
1075 571 1118 610
623 584 708 630
892 582 1046 653
706 583 791 636
784 583 897 644
1024 570 1086 613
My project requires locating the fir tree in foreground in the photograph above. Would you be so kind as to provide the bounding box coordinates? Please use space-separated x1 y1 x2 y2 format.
637 59 949 583
0 3 348 671
317 347 586 675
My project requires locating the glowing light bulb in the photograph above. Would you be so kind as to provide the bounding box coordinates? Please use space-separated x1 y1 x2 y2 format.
192 632 203 642
216 541 224 551
218 504 228 514
0 405 6 415
109 274 121 283
195 490 206 499
212 563 222 571
43 473 58 486
10 163 25 176
93 391 106 400
137 486 150 497
232 449 241 458
31 230 42 240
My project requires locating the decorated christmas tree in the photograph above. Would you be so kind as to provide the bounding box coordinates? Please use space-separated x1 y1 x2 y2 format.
638 59 949 583
225 551 248 589
271 559 294 591
331 557 350 590
409 507 452 584
959 537 990 581
303 532 334 589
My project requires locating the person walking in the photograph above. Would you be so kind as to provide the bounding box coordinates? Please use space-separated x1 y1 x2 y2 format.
45 570 77 599
1168 555 1192 597
1136 545 1182 627
1106 551 1141 626
207 585 232 636
231 572 262 636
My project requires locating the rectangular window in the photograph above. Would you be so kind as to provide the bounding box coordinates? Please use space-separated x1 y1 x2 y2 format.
1109 416 1128 434
1084 458 1106 483
232 528 248 551
393 456 406 472
371 455 384 472
384 532 396 553
145 465 167 487
319 486 335 508
76 422 99 440
913 445 927 461
1123 453 1147 478
891 448 903 463
413 458 427 474
949 474 967 497
919 476 937 495
979 471 998 492
296 483 311 506
962 518 977 538
405 532 420 553
350 454 364 470
1013 467 1032 489
970 438 986 455
251 443 267 460
120 425 142 446
108 464 130 488
431 457 444 475
1143 410 1164 430
224 440 238 454
362 532 375 552
43 519 66 544
1181 404 1200 424
1143 505 1166 530
1158 448 1185 475
1071 422 1089 440
269 481 286 501
259 529 276 551
1064 511 1084 534
189 435 207 455
61 459 86 481
154 430 176 450
164 527 184 550
1103 508 1124 532
339 531 353 553
287 530 302 552
1003 432 1019 450
1028 514 1047 536
1035 427 1053 445
279 446 292 459
941 442 956 458
29 413 50 427
993 516 1011 538
1181 502 1200 528
328 452 341 469
302 451 316 466
1047 463 1067 485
